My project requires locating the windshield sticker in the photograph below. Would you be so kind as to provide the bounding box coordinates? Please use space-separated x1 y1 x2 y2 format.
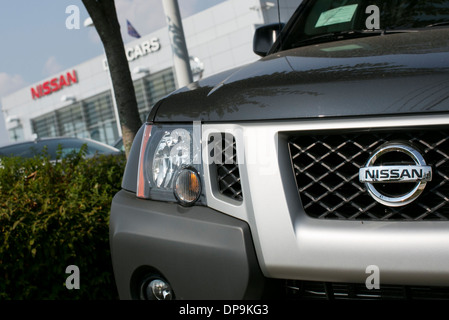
315 4 358 27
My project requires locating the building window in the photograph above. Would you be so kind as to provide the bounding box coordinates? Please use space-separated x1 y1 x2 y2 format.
32 113 59 138
8 126 24 142
57 103 89 139
83 91 118 145
135 69 176 122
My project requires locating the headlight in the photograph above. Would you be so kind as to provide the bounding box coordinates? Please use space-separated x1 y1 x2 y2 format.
137 123 203 206
152 128 191 189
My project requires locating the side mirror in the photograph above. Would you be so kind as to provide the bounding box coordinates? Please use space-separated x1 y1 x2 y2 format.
253 23 285 57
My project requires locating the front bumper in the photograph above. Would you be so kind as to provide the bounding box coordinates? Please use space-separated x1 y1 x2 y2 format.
110 189 272 300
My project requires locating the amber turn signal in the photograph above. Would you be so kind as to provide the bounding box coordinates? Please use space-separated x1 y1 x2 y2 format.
173 167 201 206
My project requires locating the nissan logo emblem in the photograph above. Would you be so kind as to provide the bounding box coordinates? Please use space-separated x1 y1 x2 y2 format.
359 143 432 207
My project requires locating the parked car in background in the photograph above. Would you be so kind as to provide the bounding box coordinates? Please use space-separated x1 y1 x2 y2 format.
113 137 124 152
110 0 449 300
0 137 121 161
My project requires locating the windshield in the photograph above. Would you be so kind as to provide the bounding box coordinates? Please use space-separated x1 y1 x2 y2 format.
281 0 449 50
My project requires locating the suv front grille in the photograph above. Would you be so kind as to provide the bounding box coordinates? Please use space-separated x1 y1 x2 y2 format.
288 129 449 221
209 133 243 201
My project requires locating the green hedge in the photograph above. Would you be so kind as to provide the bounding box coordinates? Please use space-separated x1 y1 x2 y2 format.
0 148 126 299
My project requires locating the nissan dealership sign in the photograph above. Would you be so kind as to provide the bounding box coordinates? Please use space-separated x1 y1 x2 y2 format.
31 70 78 100
126 38 160 61
103 38 161 69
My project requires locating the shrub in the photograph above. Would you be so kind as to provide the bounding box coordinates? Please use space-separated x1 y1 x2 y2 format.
0 149 126 299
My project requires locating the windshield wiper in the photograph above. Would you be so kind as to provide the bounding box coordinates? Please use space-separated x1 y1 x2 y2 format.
295 29 419 47
295 29 383 47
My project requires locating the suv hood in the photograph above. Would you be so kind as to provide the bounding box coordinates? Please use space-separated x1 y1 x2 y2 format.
151 29 449 123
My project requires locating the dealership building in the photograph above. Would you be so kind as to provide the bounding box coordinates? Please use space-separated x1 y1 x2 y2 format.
1 0 301 146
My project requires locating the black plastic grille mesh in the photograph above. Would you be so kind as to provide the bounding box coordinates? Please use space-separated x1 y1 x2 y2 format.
288 129 449 221
285 280 449 300
209 133 243 201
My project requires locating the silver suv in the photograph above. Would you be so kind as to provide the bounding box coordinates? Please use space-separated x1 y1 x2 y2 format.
110 0 449 300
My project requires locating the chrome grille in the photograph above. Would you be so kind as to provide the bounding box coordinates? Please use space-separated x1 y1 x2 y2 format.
209 133 243 201
288 129 449 220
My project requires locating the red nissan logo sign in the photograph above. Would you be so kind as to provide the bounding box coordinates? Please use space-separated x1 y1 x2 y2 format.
31 70 78 100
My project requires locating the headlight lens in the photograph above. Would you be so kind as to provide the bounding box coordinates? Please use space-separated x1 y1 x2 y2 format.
137 123 203 205
152 128 191 189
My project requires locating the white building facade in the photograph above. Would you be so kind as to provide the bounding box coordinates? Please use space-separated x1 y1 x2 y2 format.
2 0 301 146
